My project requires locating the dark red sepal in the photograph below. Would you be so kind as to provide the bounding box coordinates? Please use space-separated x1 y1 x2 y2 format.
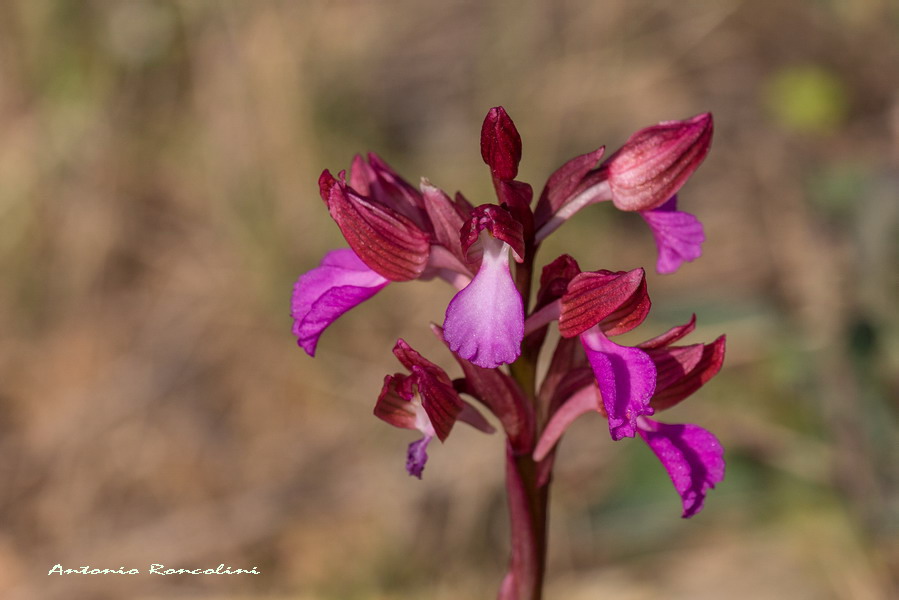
421 181 469 265
374 374 418 430
535 254 581 310
637 314 697 349
534 147 606 229
319 169 337 202
558 268 650 338
321 171 430 281
648 335 725 411
349 153 428 229
392 339 464 442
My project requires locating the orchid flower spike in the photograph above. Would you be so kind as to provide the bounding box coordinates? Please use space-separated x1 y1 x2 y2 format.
293 106 727 599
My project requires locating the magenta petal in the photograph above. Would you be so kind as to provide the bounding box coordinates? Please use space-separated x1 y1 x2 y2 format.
291 249 389 355
406 435 433 478
637 417 725 518
581 327 656 440
444 236 524 368
640 197 705 274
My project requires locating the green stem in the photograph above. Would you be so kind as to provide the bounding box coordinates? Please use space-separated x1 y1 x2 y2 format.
503 291 551 600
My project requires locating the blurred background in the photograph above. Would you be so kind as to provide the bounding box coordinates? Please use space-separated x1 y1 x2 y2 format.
1 1 897 598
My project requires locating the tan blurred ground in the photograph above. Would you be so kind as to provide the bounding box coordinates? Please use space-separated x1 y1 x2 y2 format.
0 1 897 599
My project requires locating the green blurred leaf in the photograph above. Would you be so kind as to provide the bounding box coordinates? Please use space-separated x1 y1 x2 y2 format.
764 65 848 134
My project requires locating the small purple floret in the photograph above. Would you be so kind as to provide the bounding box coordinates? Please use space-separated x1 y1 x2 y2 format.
406 436 432 478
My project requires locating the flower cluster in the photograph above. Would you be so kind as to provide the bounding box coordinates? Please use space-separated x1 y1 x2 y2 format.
292 107 724 519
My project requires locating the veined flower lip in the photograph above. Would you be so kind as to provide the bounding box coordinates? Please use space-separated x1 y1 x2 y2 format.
443 233 524 369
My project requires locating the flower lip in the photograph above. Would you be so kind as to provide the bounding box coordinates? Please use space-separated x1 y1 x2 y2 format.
443 233 524 369
637 417 725 518
406 437 432 479
581 327 656 440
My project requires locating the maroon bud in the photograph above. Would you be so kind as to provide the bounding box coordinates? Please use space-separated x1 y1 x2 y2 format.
480 106 523 180
604 113 713 211
646 335 726 411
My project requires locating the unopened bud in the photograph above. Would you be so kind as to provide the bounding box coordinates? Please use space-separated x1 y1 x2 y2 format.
605 113 712 211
